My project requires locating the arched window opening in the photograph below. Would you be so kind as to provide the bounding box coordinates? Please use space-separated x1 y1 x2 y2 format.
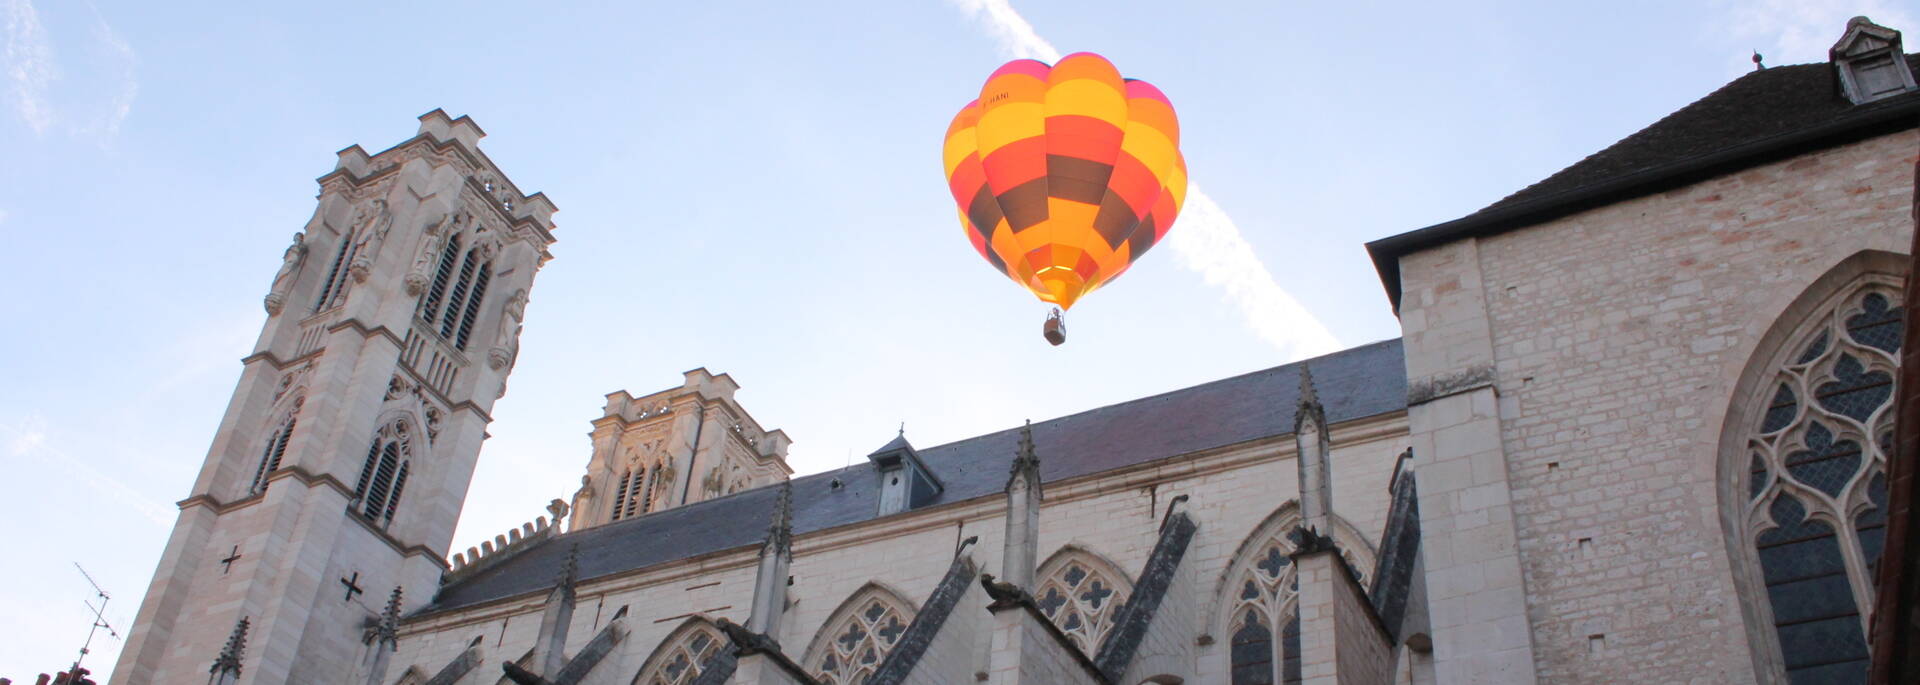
453 262 492 350
1227 539 1302 685
805 586 915 685
633 619 726 685
1736 279 1900 682
613 468 635 521
1034 548 1133 654
314 237 354 312
352 420 414 529
419 233 464 322
439 250 481 339
642 462 663 513
249 414 297 495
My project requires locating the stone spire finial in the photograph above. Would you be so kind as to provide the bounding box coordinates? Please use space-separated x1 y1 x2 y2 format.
1009 420 1040 489
1002 420 1043 588
376 586 403 647
1294 365 1326 433
554 544 580 605
531 544 580 677
766 480 794 554
748 480 797 635
1295 365 1333 534
209 616 249 680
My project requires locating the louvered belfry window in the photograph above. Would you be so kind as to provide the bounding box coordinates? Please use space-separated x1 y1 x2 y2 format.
438 250 481 338
248 416 297 494
419 234 464 323
1741 283 1900 682
352 420 413 529
453 265 492 350
313 237 354 312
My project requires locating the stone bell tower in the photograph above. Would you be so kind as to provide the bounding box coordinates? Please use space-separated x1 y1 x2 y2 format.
111 110 557 684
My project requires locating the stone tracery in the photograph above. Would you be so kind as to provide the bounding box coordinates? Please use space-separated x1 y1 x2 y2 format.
1737 279 1899 681
806 585 915 685
1033 547 1133 655
633 618 726 685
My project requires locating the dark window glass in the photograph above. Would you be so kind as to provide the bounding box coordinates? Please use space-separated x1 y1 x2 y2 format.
1845 293 1902 354
1814 354 1891 423
1281 612 1302 685
1755 493 1868 681
1782 421 1862 498
1228 611 1272 685
1856 472 1889 574
1761 384 1798 433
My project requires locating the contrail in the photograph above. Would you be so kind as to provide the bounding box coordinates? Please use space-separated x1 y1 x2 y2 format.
947 0 1341 359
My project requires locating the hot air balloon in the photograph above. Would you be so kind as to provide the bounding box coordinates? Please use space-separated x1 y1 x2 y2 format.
942 52 1188 345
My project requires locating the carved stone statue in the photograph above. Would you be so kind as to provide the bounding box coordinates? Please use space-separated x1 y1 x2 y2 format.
263 231 308 315
346 199 394 283
404 211 458 296
489 288 529 371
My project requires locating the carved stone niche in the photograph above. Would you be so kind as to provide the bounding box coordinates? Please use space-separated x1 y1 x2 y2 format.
1831 16 1918 105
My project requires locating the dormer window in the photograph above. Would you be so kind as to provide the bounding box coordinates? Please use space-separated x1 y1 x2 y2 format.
1831 16 1917 105
867 432 943 517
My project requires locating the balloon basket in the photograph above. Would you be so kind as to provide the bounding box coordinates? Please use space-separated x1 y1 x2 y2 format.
1043 308 1067 346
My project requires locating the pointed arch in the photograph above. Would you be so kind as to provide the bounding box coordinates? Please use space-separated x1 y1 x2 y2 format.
631 616 727 685
802 582 917 685
247 394 304 496
353 412 418 529
1714 250 1905 682
1210 502 1378 685
1033 544 1134 654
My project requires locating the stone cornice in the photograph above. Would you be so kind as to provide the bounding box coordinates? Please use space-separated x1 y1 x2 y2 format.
179 466 450 569
316 133 556 247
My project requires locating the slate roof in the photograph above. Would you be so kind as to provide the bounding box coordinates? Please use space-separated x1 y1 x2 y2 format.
1366 53 1920 309
423 338 1408 615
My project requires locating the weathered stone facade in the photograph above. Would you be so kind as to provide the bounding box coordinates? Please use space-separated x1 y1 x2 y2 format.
111 19 1920 685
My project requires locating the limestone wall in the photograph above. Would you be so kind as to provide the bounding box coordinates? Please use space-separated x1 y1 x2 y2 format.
390 413 1409 683
1398 128 1919 682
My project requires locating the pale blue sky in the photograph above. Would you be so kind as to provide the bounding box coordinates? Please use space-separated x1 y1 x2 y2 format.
2 0 1910 678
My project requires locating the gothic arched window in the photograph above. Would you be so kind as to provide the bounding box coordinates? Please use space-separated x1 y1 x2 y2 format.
314 236 355 312
614 466 649 521
1216 505 1372 685
1034 547 1133 654
435 242 494 351
248 399 301 495
418 233 464 322
1735 278 1899 682
1227 537 1301 685
633 618 727 685
804 585 915 685
352 419 414 528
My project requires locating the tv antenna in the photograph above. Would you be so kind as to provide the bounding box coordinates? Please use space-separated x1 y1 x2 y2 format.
73 562 121 672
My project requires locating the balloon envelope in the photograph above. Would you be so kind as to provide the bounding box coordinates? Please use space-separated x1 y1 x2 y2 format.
943 53 1187 310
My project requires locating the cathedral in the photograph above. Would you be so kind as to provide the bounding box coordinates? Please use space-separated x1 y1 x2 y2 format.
107 17 1919 685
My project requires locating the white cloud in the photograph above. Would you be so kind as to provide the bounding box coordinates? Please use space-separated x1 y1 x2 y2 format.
86 1 135 138
950 0 1060 62
1723 0 1919 71
4 0 56 133
947 0 1342 359
2 414 173 527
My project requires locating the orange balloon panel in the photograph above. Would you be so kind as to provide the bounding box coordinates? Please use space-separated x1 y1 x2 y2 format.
943 53 1187 310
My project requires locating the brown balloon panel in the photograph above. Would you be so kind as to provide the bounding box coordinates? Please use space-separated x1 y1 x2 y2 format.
943 52 1188 311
